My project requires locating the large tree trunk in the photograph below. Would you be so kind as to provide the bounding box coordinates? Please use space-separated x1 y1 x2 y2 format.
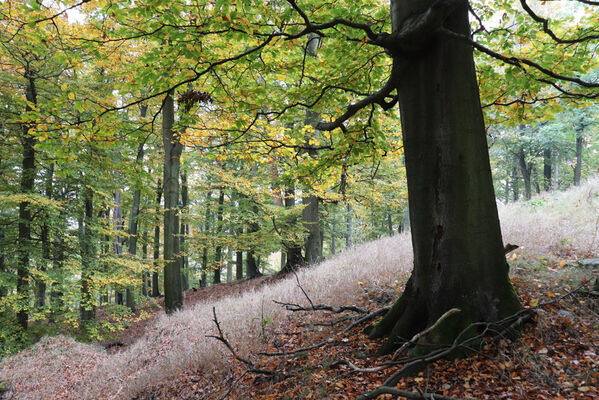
152 178 162 297
162 90 183 313
235 250 243 280
17 71 38 330
282 186 304 273
574 135 583 186
369 0 521 354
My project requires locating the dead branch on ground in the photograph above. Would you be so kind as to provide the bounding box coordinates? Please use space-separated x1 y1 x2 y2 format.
207 307 280 377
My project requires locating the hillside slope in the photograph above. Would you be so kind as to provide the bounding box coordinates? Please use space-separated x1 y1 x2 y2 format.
1 177 598 400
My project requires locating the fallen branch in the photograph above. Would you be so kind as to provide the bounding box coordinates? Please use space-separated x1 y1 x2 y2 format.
357 386 485 400
207 307 279 376
259 338 332 356
273 299 368 314
331 359 387 373
343 305 392 333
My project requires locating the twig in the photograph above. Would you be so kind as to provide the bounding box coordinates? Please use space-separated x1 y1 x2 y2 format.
207 307 278 376
259 338 332 356
343 305 392 333
216 370 248 400
293 269 314 308
393 308 461 360
332 359 387 373
273 299 368 314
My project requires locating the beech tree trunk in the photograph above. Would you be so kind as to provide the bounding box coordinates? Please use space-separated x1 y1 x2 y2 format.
543 148 552 191
80 187 96 326
162 90 183 313
517 150 532 200
282 186 304 272
37 164 54 308
180 171 189 290
152 178 162 297
213 189 225 284
574 135 583 186
369 0 521 354
17 70 37 330
200 191 211 287
235 250 243 280
126 143 144 311
113 191 124 305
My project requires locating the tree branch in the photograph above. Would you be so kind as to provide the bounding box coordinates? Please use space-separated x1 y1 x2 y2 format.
520 0 599 44
440 27 599 88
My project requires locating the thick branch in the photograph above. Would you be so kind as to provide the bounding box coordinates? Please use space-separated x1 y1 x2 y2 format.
317 62 400 132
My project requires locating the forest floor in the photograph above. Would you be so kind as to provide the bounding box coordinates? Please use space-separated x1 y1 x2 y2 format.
109 260 598 400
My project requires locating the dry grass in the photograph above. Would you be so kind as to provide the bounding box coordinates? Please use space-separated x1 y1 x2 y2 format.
1 177 597 400
0 235 412 399
499 176 599 260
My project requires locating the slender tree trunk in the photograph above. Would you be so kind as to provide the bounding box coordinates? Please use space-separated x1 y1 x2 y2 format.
345 204 352 248
331 215 336 256
152 178 162 297
200 191 212 287
574 135 583 186
180 171 189 291
17 70 38 330
235 250 243 280
369 0 521 354
80 187 96 326
213 189 225 284
517 150 532 200
511 167 520 201
125 143 144 311
543 148 552 191
162 90 183 313
142 231 149 297
113 191 124 305
50 206 66 321
37 164 54 308
226 248 233 282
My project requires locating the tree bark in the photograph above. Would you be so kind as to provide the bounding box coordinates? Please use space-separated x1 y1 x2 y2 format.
345 204 352 248
200 191 212 287
126 143 144 311
113 191 124 305
37 164 54 309
517 150 532 200
80 187 96 326
235 250 243 280
574 135 583 186
543 148 552 191
180 171 189 290
213 189 225 284
282 186 304 272
162 90 183 313
369 0 521 354
152 178 162 297
17 70 38 330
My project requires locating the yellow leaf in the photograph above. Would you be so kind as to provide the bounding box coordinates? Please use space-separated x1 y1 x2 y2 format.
68 92 75 100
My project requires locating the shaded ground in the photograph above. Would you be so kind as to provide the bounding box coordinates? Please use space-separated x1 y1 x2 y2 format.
132 262 598 400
